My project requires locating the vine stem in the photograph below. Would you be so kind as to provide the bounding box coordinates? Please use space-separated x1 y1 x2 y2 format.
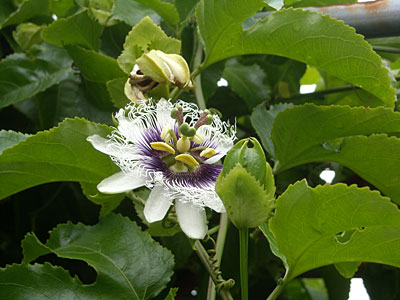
192 39 206 110
266 272 290 300
239 228 249 300
194 240 234 300
207 213 229 300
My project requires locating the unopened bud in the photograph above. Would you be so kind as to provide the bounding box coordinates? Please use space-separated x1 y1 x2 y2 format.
216 138 275 229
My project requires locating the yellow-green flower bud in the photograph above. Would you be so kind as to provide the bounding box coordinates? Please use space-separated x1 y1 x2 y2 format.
216 138 275 229
136 50 194 89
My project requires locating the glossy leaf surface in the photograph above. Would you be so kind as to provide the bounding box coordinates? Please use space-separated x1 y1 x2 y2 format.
196 2 396 105
269 180 400 280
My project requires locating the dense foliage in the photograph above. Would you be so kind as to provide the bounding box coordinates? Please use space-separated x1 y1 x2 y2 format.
0 0 400 299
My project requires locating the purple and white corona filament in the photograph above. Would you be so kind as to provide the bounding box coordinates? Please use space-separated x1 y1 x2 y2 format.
87 99 236 239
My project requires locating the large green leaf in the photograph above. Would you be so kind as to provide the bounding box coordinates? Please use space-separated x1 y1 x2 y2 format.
0 130 29 154
222 59 269 110
112 0 161 26
0 0 15 28
0 53 73 108
270 104 400 203
250 103 292 159
117 16 181 73
132 0 179 26
0 214 174 299
268 180 400 280
196 3 396 105
67 45 125 109
1 0 49 28
42 10 103 50
0 118 118 200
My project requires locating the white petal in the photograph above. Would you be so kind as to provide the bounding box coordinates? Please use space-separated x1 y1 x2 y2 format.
144 185 172 223
97 170 146 194
203 153 224 164
176 201 207 239
204 193 226 213
87 135 114 155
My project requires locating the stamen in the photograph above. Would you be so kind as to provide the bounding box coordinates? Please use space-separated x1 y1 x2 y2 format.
200 148 216 158
160 125 177 143
150 142 175 154
192 132 205 144
175 153 199 167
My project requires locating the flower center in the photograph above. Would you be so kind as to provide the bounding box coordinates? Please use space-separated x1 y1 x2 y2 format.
149 105 216 172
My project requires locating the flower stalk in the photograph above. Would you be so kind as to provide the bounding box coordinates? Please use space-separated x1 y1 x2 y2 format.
239 228 249 300
194 240 234 300
207 213 229 300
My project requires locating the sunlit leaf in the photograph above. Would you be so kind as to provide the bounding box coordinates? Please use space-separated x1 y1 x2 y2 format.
268 180 400 280
112 0 161 26
0 53 73 108
42 10 103 50
0 118 118 200
1 0 49 28
196 2 396 105
0 214 174 300
0 130 29 154
117 17 181 73
271 104 400 203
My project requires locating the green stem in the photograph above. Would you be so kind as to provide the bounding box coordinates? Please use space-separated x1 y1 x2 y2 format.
192 40 206 110
239 228 249 300
207 213 229 300
194 240 234 300
373 46 400 54
266 272 290 300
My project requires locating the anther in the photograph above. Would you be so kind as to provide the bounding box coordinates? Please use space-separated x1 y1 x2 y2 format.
200 148 216 158
150 142 175 154
175 153 199 167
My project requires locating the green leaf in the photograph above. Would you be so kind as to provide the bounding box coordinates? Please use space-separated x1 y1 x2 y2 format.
50 0 75 17
12 22 42 51
250 103 292 159
33 78 113 128
334 262 360 279
271 104 400 203
80 182 125 217
67 45 125 109
319 265 351 300
0 53 73 108
131 0 179 26
0 130 29 155
0 118 118 200
223 59 269 110
117 16 181 73
42 10 103 50
107 77 130 108
21 214 174 300
266 0 284 10
269 180 400 280
164 288 178 300
67 45 125 81
112 0 161 26
175 0 199 23
1 0 49 28
196 4 396 105
0 0 15 28
0 263 98 299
